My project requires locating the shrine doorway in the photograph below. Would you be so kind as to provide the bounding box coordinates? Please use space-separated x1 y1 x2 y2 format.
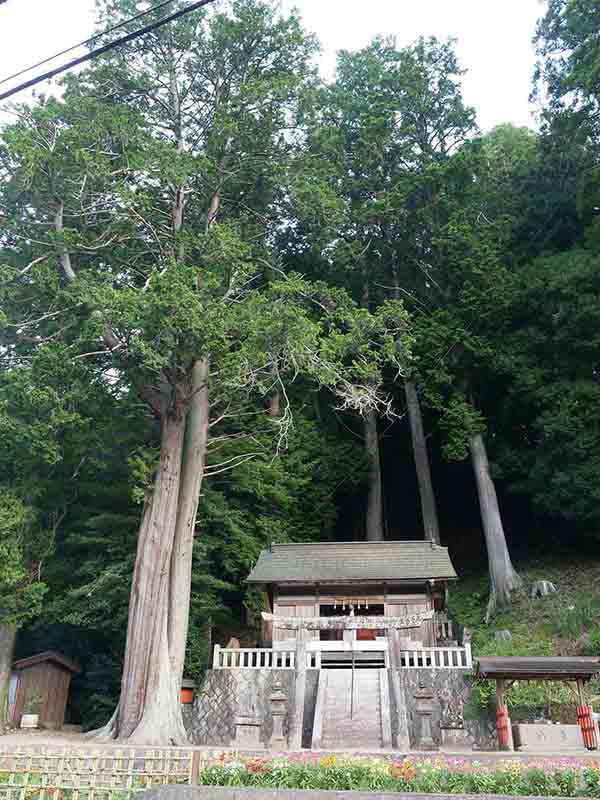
318 602 384 642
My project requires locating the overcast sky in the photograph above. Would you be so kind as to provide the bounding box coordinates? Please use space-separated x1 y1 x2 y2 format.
0 0 544 132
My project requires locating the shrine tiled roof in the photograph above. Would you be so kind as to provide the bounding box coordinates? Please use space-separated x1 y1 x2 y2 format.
246 540 458 585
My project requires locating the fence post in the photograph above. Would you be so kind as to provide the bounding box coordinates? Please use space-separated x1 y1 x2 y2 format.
213 644 220 668
464 641 472 668
190 751 202 785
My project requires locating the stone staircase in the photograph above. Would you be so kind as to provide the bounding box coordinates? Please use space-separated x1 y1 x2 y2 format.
318 669 387 750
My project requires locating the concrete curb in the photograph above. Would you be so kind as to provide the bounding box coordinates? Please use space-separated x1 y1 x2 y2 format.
139 787 587 800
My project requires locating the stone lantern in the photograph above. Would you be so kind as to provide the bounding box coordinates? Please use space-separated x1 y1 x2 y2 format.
269 679 288 750
414 682 438 751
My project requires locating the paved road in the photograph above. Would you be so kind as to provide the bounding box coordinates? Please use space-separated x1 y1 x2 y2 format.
0 730 597 763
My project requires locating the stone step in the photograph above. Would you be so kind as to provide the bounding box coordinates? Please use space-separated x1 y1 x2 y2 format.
320 669 384 750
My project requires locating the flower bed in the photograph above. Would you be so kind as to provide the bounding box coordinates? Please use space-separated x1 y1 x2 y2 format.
199 754 600 796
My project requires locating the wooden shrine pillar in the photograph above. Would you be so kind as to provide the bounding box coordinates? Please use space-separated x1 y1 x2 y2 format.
576 679 598 751
495 679 513 751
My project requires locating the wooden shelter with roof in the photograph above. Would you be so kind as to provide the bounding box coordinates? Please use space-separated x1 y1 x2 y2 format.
246 540 460 663
10 651 80 730
478 656 600 751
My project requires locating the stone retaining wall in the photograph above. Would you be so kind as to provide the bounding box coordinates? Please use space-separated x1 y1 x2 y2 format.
187 667 496 751
396 668 496 751
185 669 297 748
141 787 583 800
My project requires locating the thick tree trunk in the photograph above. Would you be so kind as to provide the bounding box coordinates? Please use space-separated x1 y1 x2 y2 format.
0 624 16 732
113 407 189 743
364 409 384 541
168 360 210 686
405 380 440 544
470 433 522 622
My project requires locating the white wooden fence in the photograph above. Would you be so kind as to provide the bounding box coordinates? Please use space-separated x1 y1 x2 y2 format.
213 641 472 670
213 646 296 669
398 643 472 669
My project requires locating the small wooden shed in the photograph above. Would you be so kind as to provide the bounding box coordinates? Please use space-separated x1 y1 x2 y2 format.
11 651 80 729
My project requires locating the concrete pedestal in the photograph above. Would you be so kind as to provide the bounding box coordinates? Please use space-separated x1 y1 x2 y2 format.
513 723 586 752
235 715 264 749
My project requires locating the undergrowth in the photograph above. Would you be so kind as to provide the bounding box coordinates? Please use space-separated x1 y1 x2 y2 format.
448 554 600 717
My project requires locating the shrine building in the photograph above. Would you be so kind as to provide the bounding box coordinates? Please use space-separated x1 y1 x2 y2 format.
248 540 461 666
189 540 480 752
186 541 600 753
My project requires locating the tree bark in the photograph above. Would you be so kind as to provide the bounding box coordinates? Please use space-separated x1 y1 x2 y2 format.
268 362 281 419
470 433 522 622
0 624 16 732
268 388 281 418
168 360 210 686
113 406 189 743
364 409 385 541
53 201 76 282
405 380 440 544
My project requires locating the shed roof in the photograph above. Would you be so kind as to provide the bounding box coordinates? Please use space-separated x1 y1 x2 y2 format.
247 541 457 585
477 656 600 682
13 651 81 674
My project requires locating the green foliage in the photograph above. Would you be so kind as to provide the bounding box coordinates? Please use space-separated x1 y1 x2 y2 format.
199 756 600 796
493 249 600 527
23 689 44 715
0 490 46 627
439 397 486 461
3 0 600 729
552 594 600 642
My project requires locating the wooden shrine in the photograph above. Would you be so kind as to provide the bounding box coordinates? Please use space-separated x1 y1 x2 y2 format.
247 540 460 662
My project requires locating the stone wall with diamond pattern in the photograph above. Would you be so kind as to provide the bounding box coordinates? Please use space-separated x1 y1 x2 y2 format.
185 667 496 751
185 669 297 748
396 669 496 751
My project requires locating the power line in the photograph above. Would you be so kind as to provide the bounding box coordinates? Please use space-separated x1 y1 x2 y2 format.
0 0 217 103
0 0 178 89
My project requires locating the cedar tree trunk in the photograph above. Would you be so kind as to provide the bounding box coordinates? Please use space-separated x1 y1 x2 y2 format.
168 360 210 686
364 409 384 541
102 407 189 743
405 380 440 544
0 624 16 732
470 433 522 621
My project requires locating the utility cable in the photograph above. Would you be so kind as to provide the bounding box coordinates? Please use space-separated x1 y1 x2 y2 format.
0 0 217 103
0 0 178 88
